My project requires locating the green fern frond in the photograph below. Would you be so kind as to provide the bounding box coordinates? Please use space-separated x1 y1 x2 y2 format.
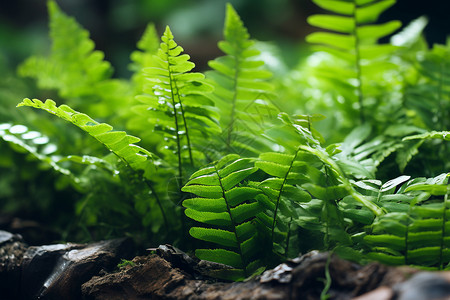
129 23 160 93
255 151 315 258
307 0 401 123
138 26 220 182
338 123 427 174
18 0 131 118
405 40 450 131
182 154 264 280
403 131 450 142
0 123 74 178
17 98 154 174
362 174 450 268
206 4 277 155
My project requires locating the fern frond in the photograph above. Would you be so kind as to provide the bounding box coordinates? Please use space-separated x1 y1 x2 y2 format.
182 154 264 280
362 174 450 268
0 123 74 178
129 23 160 93
18 0 131 118
206 4 277 155
17 98 154 173
307 0 401 123
405 41 450 131
17 98 174 230
255 151 315 258
138 26 220 182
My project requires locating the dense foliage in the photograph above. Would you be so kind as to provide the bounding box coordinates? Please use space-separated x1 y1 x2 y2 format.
1 0 449 281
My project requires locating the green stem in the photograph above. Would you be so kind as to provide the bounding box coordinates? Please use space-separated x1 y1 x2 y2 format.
271 149 299 248
144 179 170 230
167 54 183 184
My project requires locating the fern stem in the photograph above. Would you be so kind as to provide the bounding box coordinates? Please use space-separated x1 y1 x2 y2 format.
352 1 365 124
438 62 444 130
167 57 184 183
271 149 299 248
144 179 170 230
175 91 194 166
111 148 170 232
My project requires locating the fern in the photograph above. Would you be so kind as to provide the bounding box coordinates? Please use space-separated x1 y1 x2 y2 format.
0 123 73 178
137 26 220 183
17 99 153 172
362 174 450 268
307 0 401 123
126 23 164 148
182 154 264 280
206 4 277 156
404 131 450 142
129 23 160 92
257 113 383 257
16 98 171 229
255 151 313 258
338 123 426 174
18 0 131 118
404 40 450 131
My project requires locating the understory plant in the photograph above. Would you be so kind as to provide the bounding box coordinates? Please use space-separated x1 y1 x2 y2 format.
1 0 449 281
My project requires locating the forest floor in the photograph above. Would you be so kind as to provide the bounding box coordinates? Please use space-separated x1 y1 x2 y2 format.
1 215 450 300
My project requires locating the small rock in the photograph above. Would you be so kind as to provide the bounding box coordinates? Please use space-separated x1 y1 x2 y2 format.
20 237 134 300
394 272 450 300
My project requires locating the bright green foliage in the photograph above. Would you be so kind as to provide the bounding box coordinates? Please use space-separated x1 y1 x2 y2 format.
0 123 72 178
17 99 154 175
255 150 314 258
136 26 220 182
405 41 450 131
129 23 160 92
307 0 401 123
182 154 264 280
206 4 277 156
361 174 450 269
404 131 450 142
16 98 172 239
127 23 164 150
3 0 450 283
18 0 131 119
399 41 450 173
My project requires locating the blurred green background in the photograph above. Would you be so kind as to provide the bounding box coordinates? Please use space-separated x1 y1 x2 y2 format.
1 0 448 78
